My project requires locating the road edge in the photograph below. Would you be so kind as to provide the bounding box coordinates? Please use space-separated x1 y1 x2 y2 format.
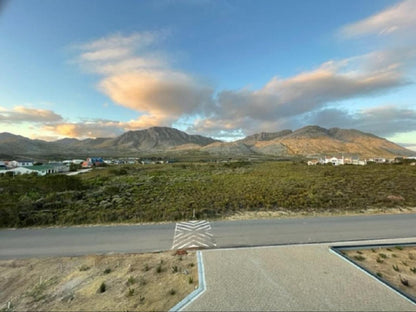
169 250 206 312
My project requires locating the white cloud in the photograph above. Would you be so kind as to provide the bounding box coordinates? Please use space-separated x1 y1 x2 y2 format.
341 0 416 38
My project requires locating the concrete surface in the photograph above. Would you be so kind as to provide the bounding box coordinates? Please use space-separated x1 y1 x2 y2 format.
184 238 416 311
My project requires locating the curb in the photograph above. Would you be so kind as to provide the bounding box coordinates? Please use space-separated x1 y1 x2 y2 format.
169 250 206 311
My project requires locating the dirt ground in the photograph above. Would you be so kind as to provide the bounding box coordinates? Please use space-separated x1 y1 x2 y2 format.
0 251 198 311
343 245 416 301
224 207 416 221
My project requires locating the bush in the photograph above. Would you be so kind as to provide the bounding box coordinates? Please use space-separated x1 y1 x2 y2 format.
98 282 106 293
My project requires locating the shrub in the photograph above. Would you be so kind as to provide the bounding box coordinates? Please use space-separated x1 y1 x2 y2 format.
79 265 90 271
400 276 410 287
127 276 136 285
127 288 135 297
103 268 111 274
98 282 106 293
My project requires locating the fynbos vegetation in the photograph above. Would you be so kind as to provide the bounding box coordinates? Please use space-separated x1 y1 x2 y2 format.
1 161 415 227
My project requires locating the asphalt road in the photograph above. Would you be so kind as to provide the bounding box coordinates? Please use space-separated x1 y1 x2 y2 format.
1 213 416 259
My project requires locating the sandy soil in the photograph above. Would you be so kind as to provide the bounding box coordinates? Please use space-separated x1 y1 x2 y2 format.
343 246 416 301
0 251 197 311
224 207 416 221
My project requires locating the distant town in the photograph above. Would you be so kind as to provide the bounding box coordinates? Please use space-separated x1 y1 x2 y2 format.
0 157 172 176
1 155 415 177
307 156 416 166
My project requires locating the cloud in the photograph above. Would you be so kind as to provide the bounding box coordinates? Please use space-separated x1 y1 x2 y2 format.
75 32 215 131
341 0 416 38
0 106 63 123
75 31 168 75
305 105 416 138
68 29 415 141
190 53 410 137
100 71 214 118
43 120 125 139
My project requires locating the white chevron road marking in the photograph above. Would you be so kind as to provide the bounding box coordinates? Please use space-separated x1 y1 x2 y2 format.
172 220 216 250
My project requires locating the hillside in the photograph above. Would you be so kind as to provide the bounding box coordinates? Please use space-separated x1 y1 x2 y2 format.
235 126 414 158
0 126 414 158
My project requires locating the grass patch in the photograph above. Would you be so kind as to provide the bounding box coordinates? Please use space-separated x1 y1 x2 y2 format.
27 281 48 302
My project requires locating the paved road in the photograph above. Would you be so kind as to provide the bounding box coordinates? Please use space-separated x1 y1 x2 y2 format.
1 213 416 259
0 223 174 259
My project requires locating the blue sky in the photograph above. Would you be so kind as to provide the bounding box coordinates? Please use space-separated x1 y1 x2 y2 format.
0 0 415 150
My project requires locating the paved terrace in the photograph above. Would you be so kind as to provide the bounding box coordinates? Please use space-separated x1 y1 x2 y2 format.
183 238 416 311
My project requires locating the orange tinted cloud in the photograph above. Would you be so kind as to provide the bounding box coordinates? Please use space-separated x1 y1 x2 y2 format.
43 120 124 139
100 71 213 116
0 106 63 123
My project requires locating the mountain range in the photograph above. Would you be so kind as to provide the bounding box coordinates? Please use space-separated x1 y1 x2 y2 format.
0 126 414 159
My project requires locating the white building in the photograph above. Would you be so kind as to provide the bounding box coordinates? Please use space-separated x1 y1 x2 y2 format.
3 167 38 175
17 160 34 167
324 156 344 166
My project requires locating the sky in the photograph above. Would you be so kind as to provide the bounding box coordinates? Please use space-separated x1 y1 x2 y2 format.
0 0 415 150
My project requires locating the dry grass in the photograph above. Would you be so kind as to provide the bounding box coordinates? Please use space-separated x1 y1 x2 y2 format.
0 251 198 311
343 246 416 301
